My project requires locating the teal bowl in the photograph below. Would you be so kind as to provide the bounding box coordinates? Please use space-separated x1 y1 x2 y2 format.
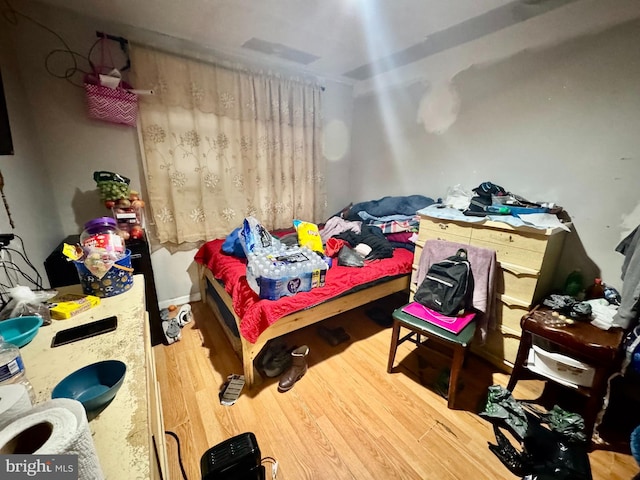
0 316 43 347
51 360 127 414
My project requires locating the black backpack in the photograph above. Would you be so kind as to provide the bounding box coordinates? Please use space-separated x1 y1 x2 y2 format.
414 248 474 316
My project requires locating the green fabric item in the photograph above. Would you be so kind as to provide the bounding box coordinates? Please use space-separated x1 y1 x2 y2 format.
480 385 529 439
542 405 586 442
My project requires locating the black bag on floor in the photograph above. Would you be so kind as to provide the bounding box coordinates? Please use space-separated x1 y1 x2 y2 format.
489 412 592 480
414 248 474 316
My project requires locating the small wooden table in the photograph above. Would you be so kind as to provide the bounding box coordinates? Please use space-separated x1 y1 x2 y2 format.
507 305 625 442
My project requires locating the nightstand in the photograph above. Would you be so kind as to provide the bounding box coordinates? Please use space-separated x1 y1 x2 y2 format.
507 305 625 442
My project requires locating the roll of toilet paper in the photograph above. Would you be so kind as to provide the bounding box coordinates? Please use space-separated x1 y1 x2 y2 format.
0 398 104 480
0 384 32 430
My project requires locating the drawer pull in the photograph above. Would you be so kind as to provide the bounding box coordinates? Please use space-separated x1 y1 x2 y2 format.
509 235 513 243
438 223 448 230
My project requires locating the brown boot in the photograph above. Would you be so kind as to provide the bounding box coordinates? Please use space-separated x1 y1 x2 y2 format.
277 345 309 393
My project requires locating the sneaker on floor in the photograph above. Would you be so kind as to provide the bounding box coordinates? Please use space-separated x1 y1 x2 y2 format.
177 304 193 326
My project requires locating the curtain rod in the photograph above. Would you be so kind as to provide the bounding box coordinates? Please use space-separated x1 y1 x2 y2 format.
129 40 326 91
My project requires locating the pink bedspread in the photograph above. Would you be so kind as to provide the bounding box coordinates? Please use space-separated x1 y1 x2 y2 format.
195 239 413 343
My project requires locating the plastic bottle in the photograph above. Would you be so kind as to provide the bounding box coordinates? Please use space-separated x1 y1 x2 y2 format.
564 269 584 298
485 205 511 215
585 278 605 300
0 335 35 403
603 284 621 305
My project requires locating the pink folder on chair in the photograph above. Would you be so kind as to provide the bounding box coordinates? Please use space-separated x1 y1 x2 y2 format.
401 302 476 335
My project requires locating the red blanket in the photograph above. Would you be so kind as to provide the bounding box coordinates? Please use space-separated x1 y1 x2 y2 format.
195 239 413 343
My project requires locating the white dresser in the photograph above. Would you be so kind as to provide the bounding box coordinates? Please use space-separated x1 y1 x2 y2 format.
21 275 169 479
411 212 568 371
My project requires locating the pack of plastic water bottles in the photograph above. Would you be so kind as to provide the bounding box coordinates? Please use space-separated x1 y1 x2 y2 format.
246 245 327 300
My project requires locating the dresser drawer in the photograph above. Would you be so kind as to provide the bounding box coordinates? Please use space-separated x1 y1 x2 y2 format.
410 243 423 290
410 268 420 293
496 262 540 305
495 296 530 332
476 326 522 371
472 239 545 270
415 213 565 371
413 243 423 266
418 218 472 244
471 226 548 253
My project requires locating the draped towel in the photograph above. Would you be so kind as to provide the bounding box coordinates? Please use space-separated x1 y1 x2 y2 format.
417 239 497 343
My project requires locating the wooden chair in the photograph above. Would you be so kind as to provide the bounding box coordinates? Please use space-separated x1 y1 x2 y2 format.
507 305 625 442
388 306 476 409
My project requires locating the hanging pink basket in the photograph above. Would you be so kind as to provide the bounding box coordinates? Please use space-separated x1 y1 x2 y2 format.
84 75 138 127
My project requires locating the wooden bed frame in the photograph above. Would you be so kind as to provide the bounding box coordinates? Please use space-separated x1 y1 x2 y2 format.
198 263 410 388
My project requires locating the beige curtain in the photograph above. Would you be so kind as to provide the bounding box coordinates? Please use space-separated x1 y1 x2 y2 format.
130 46 326 244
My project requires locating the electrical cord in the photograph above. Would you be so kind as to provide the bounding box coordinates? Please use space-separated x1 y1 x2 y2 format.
163 431 278 480
4 249 43 290
0 249 18 287
261 456 279 479
13 235 44 288
1 0 90 87
0 260 43 290
0 236 47 311
165 431 188 480
1 0 128 88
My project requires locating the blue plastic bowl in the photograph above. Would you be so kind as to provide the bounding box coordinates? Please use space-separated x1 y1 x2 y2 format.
0 316 43 348
51 360 127 413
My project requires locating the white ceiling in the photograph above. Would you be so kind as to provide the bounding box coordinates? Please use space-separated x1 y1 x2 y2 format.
35 0 582 83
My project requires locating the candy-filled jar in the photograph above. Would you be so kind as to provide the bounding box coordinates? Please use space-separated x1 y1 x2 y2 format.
80 217 125 255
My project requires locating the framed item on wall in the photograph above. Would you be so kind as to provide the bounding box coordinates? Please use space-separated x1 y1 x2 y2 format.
0 69 14 156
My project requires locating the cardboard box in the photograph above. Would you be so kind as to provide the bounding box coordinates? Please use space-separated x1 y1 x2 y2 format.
49 293 101 320
527 344 596 388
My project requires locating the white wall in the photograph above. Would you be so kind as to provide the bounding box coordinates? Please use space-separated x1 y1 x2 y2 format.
350 2 640 291
0 16 64 289
3 1 354 304
323 81 355 216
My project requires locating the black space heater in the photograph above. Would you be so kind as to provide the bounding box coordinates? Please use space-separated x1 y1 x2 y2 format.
200 432 264 480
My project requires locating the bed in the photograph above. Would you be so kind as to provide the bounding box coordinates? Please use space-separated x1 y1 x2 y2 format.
196 238 413 387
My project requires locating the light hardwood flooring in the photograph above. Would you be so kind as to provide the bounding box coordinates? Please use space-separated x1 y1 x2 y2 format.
154 298 638 479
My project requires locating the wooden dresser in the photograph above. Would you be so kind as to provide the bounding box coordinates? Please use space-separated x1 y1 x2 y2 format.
411 212 568 371
21 275 169 479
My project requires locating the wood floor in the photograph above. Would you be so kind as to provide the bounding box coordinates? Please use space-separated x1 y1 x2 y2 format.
154 298 638 480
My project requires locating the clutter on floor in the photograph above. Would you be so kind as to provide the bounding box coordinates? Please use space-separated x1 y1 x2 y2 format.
219 374 245 406
161 303 192 344
277 345 309 393
257 339 293 378
365 307 393 327
480 385 592 479
317 325 350 346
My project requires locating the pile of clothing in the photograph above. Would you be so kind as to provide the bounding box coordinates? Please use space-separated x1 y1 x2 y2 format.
220 195 436 267
320 195 435 265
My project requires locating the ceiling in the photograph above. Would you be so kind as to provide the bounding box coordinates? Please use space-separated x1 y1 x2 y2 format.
34 0 581 83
